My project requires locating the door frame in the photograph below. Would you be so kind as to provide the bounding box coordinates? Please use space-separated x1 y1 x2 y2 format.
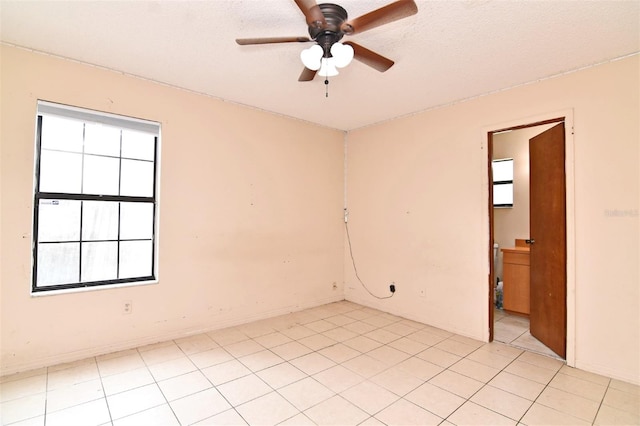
484 109 576 367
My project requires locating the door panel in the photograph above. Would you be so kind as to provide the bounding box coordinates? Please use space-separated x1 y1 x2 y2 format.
529 122 567 358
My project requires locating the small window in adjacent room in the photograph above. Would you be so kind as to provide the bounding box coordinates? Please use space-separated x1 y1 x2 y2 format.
32 101 160 293
492 158 513 208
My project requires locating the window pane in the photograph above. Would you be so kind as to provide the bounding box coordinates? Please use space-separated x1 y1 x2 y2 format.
38 199 81 242
39 150 82 193
119 240 152 279
84 123 121 156
492 159 513 182
41 115 84 152
120 202 154 240
81 241 118 282
122 130 155 161
494 183 514 206
36 243 80 286
83 155 120 195
82 201 119 241
120 159 154 197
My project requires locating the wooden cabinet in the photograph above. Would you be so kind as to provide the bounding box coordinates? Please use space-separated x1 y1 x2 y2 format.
501 246 530 315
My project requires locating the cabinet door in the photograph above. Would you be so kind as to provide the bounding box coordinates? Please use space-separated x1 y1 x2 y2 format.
503 263 530 315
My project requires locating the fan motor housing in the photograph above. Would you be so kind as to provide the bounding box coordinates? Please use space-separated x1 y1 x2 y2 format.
308 3 348 47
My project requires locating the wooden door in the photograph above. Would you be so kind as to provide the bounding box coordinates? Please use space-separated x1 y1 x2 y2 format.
529 122 566 358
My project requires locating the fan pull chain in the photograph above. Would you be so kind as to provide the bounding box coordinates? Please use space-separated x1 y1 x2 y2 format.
325 78 329 97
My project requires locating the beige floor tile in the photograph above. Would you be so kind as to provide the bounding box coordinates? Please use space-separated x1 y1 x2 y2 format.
343 309 375 321
107 383 166 420
46 378 104 413
113 403 179 426
362 315 396 328
449 401 516 425
169 388 231 425
216 374 271 406
304 395 369 425
478 341 523 359
559 365 610 386
47 362 100 390
45 398 111 426
47 357 97 374
536 386 600 422
0 368 47 385
341 381 399 415
370 366 423 396
449 358 501 383
201 359 251 386
236 391 299 425
342 354 389 378
148 356 197 381
387 337 429 355
521 402 591 425
101 366 154 396
343 320 379 335
395 357 444 381
97 352 147 378
0 374 46 402
313 365 365 393
416 347 461 368
343 335 384 353
0 393 46 424
236 321 275 339
512 331 560 358
517 350 564 371
280 325 316 340
138 344 185 366
367 345 411 366
398 319 427 331
450 334 485 348
602 387 640 414
364 329 402 344
5 414 45 426
375 398 442 425
405 329 448 346
222 339 264 358
504 359 557 384
325 314 358 327
489 371 545 401
193 408 248 425
594 403 640 425
206 328 249 346
278 377 334 411
298 333 337 351
549 371 608 402
405 382 465 418
466 347 514 369
429 370 484 399
470 384 533 420
420 325 453 338
270 341 313 361
174 333 218 355
434 338 478 357
279 412 315 425
237 349 284 372
318 342 361 363
188 347 234 369
157 370 212 401
253 332 293 349
289 352 336 375
322 326 358 342
257 362 307 389
305 319 338 333
609 378 640 395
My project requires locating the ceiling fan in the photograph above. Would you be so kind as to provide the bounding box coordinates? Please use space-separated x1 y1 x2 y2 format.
236 0 418 82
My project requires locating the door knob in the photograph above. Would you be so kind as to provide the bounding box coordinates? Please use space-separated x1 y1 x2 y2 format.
525 239 535 244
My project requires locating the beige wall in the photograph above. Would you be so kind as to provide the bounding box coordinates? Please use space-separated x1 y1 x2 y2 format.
345 55 639 384
0 45 345 375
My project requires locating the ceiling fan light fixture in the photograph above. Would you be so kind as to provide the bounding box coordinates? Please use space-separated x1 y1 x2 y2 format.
300 44 323 70
318 57 339 77
330 42 354 68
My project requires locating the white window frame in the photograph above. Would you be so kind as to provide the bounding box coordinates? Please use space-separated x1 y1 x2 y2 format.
31 101 160 294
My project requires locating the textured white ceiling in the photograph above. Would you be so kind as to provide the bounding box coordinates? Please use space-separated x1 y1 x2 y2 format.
1 0 638 130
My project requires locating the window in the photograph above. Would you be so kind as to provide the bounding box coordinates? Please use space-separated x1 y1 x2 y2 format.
32 101 160 293
492 158 513 208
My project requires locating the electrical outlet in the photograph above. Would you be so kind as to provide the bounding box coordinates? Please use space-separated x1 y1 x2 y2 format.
123 301 132 314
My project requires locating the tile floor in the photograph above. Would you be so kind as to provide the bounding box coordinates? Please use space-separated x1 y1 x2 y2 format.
493 309 558 359
1 301 639 425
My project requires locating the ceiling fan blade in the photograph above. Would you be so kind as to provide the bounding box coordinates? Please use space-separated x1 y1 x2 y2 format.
344 42 394 72
236 36 311 45
298 67 318 82
341 0 418 35
293 0 327 29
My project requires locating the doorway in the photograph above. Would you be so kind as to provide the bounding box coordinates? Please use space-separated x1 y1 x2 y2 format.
488 118 567 359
